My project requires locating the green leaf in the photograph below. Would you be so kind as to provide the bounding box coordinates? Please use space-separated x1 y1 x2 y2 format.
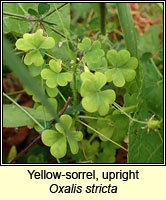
78 37 91 52
55 114 72 134
50 134 67 158
67 136 79 154
73 131 83 141
87 57 107 70
117 3 138 58
16 29 55 66
28 8 38 16
82 94 99 113
80 72 116 116
41 65 73 88
24 50 44 66
38 3 50 15
3 104 54 127
105 49 138 87
41 129 59 146
49 59 62 73
46 86 58 97
7 145 17 162
84 49 105 63
36 98 58 118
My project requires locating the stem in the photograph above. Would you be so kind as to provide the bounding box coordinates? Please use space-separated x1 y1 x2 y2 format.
41 74 47 128
78 115 112 122
73 64 78 106
100 3 106 35
77 119 128 152
3 11 35 21
113 102 147 125
57 88 67 103
7 89 25 96
43 23 66 39
59 97 71 115
3 92 44 129
88 133 97 144
40 3 68 20
10 135 41 163
150 58 163 79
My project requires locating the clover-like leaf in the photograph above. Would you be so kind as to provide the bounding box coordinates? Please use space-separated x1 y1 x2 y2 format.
41 59 73 88
15 29 55 66
78 38 105 66
41 115 83 158
80 72 116 116
105 49 138 87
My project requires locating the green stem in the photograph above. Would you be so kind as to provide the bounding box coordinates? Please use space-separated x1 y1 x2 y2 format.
57 88 67 103
88 133 97 144
150 58 163 79
3 11 35 21
77 119 128 152
78 115 112 122
113 102 147 125
43 23 66 39
41 73 47 128
73 64 78 106
3 92 44 130
7 89 25 96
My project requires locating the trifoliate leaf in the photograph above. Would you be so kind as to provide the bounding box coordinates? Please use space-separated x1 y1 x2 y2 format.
78 38 105 65
41 63 73 88
105 49 138 87
41 114 83 159
15 29 55 66
80 71 116 116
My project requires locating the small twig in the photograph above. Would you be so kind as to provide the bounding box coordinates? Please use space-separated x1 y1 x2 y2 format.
10 97 72 163
43 23 66 38
3 11 36 21
10 135 41 163
59 97 72 115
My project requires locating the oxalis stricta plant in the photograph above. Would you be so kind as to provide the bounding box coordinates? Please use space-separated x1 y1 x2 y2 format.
4 26 162 163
